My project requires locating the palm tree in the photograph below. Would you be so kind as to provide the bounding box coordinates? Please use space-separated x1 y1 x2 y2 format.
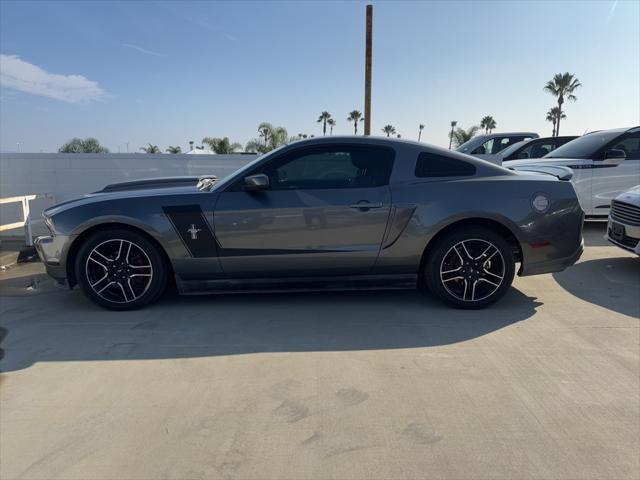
448 121 458 149
480 116 497 134
544 72 581 136
382 125 396 137
418 124 425 141
347 110 363 135
166 145 181 154
545 109 556 137
246 122 290 154
545 107 566 137
202 137 242 154
317 111 332 136
327 118 336 135
258 122 273 147
270 126 289 148
449 125 480 148
140 144 161 154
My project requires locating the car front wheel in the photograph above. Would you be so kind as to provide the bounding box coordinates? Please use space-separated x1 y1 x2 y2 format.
75 228 167 310
424 227 515 309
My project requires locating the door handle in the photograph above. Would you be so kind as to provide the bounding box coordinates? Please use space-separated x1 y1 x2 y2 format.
349 201 384 210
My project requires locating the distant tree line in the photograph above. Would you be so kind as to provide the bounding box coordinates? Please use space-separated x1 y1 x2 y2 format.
56 73 581 154
58 137 109 153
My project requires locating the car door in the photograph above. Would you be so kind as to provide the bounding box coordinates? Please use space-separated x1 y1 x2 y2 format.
591 131 640 215
213 144 394 277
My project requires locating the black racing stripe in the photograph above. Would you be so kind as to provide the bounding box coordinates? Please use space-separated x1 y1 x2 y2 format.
163 205 218 258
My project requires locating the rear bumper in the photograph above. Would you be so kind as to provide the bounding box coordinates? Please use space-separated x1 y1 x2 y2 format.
520 238 584 276
34 235 71 284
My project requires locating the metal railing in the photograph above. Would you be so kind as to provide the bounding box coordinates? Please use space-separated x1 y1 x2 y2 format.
0 194 53 246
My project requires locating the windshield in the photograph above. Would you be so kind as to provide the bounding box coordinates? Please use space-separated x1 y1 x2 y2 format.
456 136 486 154
544 131 621 159
497 140 528 158
212 144 288 190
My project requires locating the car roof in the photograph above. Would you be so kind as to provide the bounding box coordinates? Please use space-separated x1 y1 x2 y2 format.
584 126 640 135
470 132 539 141
255 135 509 173
536 135 578 141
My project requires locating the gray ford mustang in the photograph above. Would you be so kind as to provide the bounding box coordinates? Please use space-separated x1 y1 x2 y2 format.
35 137 584 310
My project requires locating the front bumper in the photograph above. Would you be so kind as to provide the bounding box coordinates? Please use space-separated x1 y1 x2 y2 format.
606 219 640 255
34 235 72 283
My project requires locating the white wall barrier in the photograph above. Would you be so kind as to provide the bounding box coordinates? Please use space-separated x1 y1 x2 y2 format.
0 153 256 238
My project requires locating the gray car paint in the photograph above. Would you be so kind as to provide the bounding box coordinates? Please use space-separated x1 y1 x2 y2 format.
35 136 584 293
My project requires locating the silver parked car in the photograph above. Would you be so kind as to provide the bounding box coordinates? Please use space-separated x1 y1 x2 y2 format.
456 132 539 163
35 137 584 310
606 186 640 254
497 136 579 162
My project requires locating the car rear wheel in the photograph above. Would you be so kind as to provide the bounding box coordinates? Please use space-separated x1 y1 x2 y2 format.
424 227 515 309
75 228 167 310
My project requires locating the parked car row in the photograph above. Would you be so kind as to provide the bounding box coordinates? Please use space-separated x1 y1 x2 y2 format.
460 127 640 219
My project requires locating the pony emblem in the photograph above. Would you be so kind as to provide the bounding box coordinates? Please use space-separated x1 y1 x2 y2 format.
187 224 202 240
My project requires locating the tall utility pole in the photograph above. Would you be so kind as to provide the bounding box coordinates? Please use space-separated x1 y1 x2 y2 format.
364 4 372 136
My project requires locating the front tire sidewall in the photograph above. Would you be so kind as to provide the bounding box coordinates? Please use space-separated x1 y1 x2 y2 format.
75 229 167 310
425 228 515 309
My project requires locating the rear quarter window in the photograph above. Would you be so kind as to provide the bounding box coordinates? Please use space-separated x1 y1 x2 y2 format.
415 152 476 177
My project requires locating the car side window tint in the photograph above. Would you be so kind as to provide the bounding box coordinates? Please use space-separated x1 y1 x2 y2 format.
415 152 476 177
256 146 394 190
517 141 555 159
610 133 640 160
472 139 493 155
494 137 517 154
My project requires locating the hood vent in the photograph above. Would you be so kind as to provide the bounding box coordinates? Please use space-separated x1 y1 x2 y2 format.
97 176 204 193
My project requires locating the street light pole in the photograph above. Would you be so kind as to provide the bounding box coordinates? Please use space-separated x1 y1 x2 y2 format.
364 4 372 136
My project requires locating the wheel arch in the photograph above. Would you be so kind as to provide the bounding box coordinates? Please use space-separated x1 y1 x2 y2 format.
65 222 174 288
419 217 523 278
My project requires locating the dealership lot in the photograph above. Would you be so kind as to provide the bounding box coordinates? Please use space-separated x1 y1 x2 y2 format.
1 224 638 480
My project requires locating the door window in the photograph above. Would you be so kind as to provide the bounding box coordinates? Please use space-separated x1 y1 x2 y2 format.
608 133 640 160
254 146 395 190
515 141 555 159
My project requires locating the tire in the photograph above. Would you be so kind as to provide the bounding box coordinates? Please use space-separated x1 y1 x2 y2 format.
424 227 515 309
75 228 168 310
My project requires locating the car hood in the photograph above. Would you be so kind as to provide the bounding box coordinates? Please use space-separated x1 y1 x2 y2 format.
96 176 212 193
614 185 640 206
44 176 218 217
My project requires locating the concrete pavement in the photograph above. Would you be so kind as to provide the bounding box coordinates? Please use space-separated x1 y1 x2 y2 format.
1 224 638 479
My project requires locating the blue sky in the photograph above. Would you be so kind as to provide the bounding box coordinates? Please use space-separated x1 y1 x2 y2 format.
1 0 638 152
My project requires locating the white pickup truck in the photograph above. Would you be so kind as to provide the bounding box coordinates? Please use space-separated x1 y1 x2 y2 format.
503 127 640 219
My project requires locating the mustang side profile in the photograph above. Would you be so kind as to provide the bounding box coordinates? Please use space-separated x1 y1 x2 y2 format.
35 137 584 310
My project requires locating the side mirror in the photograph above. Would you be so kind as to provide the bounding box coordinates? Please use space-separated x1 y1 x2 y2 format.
603 149 626 164
243 173 270 191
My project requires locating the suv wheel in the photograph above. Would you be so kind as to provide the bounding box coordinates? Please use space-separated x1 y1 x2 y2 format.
424 227 515 309
75 228 167 310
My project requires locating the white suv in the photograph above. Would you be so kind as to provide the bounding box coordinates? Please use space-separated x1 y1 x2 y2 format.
503 127 640 219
